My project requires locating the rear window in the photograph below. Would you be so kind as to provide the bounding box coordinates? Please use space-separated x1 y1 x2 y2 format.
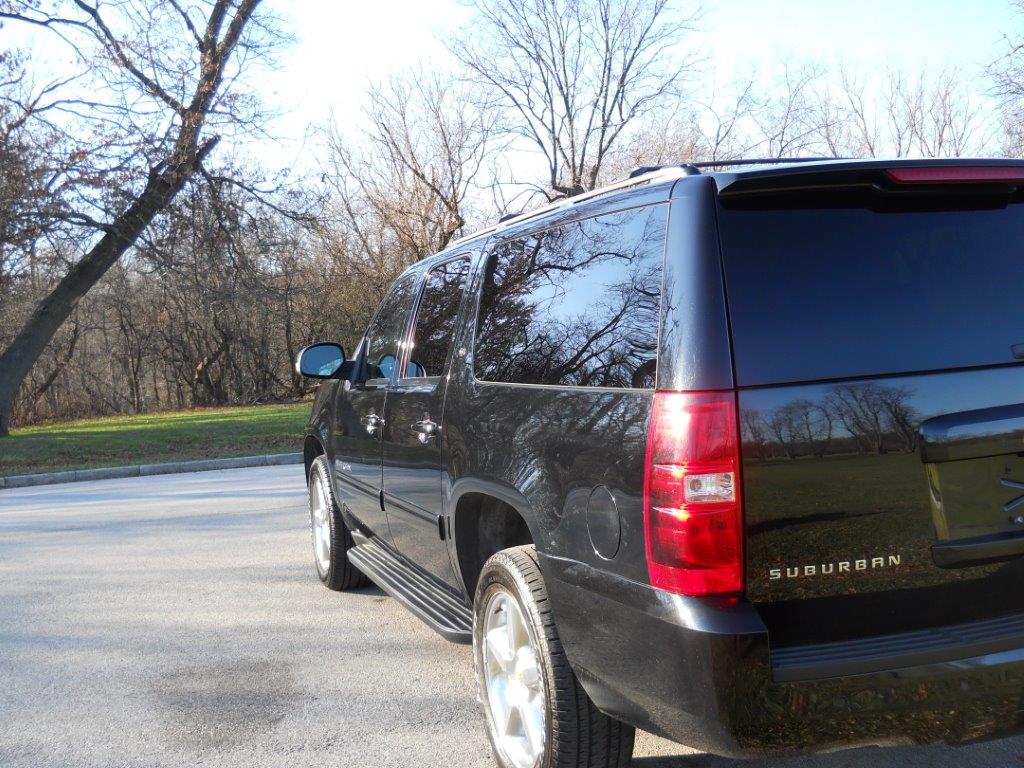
718 200 1024 385
474 204 667 389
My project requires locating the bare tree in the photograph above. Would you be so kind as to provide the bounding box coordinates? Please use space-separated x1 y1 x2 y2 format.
741 407 769 461
602 80 759 178
815 67 990 159
0 52 49 291
902 69 987 157
752 62 825 158
826 384 888 455
328 72 493 263
599 108 708 180
613 58 992 170
451 0 699 198
766 408 798 460
316 71 493 346
0 0 270 436
876 386 919 453
990 0 1024 157
784 399 833 458
696 80 761 161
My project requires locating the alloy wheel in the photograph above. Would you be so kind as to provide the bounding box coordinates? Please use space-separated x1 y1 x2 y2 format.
481 588 546 768
308 471 331 576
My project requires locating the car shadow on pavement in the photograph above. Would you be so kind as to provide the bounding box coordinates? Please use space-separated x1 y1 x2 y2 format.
346 583 388 599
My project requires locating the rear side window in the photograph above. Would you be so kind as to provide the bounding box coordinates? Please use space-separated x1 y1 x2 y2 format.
719 200 1024 385
474 204 667 388
405 257 471 378
363 272 420 380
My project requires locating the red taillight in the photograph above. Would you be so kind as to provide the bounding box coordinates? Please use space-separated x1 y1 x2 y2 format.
886 166 1024 184
643 391 743 596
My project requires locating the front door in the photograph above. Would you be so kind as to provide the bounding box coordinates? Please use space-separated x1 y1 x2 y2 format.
333 272 420 541
383 256 473 587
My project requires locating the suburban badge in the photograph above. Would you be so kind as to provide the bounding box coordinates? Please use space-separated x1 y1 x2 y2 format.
769 554 902 581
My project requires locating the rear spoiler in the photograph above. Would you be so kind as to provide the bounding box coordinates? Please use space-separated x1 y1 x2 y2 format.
714 159 1024 199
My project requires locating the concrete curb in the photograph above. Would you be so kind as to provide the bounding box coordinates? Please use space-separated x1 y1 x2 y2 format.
0 452 303 490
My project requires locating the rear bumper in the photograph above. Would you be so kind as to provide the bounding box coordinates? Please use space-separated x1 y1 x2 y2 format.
540 553 1024 757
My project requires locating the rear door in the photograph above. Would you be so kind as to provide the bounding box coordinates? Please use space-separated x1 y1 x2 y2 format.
333 271 420 542
382 256 472 588
717 179 1024 648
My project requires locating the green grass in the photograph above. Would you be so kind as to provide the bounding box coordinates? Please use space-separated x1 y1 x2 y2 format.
0 403 310 477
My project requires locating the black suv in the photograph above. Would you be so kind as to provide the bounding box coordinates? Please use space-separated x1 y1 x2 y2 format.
297 158 1024 765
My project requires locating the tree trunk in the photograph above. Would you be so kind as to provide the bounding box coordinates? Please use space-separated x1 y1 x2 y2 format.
0 140 217 436
29 322 80 406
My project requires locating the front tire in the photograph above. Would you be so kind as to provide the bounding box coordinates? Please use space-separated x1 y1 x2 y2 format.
473 545 635 768
307 455 369 591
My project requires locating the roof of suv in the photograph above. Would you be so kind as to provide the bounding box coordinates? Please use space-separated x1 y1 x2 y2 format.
447 157 1024 252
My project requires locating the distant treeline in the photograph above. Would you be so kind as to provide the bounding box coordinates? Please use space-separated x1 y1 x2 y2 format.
742 383 920 461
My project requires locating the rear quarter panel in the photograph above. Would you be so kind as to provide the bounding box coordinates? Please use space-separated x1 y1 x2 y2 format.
445 377 653 583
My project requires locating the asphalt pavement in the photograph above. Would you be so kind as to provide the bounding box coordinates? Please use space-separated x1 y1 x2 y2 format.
1 466 1022 767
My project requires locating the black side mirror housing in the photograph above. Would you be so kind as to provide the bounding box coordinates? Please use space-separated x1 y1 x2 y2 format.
295 342 347 379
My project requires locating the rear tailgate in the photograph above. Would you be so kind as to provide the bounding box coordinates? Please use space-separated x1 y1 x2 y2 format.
717 173 1024 651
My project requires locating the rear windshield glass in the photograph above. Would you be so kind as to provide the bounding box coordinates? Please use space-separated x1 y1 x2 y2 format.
718 199 1024 385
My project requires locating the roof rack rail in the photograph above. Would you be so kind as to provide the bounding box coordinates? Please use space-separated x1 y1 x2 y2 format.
622 158 847 180
625 157 847 179
689 157 847 168
627 163 700 178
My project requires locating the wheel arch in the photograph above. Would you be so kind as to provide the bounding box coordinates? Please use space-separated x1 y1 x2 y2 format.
451 479 539 599
303 434 326 481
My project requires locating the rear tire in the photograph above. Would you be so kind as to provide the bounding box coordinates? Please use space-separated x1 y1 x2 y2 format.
307 455 369 591
473 545 635 768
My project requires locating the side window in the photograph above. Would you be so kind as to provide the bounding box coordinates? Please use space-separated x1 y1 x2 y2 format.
474 204 667 389
405 257 472 378
363 272 420 380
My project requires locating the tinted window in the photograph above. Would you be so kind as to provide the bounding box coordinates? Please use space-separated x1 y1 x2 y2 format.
364 272 419 380
474 204 667 388
406 257 471 378
719 200 1024 385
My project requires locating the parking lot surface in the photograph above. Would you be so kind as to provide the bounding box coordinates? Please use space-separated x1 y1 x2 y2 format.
1 466 1021 767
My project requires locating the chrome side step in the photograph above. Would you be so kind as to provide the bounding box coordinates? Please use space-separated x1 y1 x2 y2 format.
347 532 473 644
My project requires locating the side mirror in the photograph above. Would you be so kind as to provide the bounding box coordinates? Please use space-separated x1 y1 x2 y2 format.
296 342 346 379
376 353 397 380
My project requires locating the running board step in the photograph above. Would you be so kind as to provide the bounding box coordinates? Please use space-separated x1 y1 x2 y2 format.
347 532 473 644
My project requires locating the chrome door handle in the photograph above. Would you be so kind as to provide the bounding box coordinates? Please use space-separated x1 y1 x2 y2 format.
361 413 384 435
413 419 440 444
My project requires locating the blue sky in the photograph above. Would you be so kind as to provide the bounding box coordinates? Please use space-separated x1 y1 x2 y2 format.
259 0 1020 170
